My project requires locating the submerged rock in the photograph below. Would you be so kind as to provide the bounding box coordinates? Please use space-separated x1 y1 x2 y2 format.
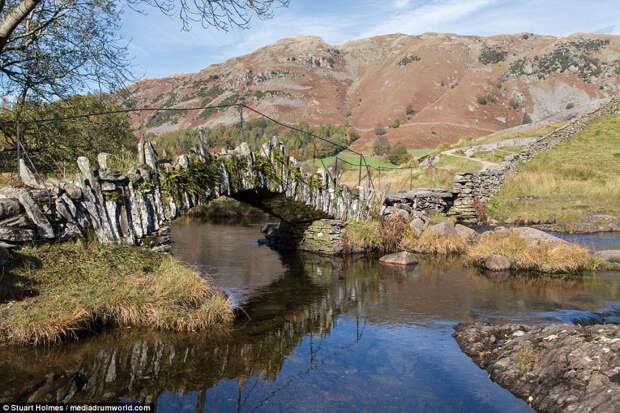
485 255 511 271
454 322 620 413
379 251 418 266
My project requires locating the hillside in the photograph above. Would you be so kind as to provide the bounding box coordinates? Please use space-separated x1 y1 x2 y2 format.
128 32 620 152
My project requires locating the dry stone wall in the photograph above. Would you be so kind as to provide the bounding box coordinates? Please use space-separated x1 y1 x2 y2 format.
382 97 620 223
0 137 377 248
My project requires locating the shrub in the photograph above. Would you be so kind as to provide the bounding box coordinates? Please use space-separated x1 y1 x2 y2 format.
467 230 603 273
405 105 415 116
374 123 387 136
379 214 409 253
479 45 507 65
391 119 401 129
508 97 521 109
387 143 410 165
522 112 533 124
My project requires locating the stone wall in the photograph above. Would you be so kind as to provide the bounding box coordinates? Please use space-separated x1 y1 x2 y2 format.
0 137 378 248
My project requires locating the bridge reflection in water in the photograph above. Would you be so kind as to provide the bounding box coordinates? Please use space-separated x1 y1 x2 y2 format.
2 222 619 412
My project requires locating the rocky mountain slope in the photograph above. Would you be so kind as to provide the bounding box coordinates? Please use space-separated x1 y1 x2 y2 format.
128 32 620 151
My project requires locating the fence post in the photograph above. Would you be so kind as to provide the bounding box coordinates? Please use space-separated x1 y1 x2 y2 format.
358 154 362 187
238 105 244 140
15 120 21 177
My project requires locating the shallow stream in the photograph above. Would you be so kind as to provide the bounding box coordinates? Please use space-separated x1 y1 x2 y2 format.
2 220 619 412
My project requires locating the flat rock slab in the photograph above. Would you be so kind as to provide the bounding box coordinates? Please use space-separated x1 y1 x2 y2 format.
596 250 620 263
454 322 620 413
379 251 418 265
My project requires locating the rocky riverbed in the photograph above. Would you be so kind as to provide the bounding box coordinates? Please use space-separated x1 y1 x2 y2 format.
454 322 620 413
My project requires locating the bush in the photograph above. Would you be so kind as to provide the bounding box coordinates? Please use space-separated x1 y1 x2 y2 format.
391 119 401 129
387 143 410 165
522 112 533 124
374 123 387 136
373 136 391 156
379 214 409 253
508 97 521 110
405 105 415 116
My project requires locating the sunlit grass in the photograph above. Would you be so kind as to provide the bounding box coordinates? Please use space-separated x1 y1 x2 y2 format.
0 241 232 345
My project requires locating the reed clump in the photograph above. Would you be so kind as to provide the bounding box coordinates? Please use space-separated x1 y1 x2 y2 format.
0 241 232 345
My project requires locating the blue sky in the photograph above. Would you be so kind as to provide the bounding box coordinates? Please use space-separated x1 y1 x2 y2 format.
120 0 620 79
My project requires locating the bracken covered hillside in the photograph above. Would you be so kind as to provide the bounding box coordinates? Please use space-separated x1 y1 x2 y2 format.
128 32 620 151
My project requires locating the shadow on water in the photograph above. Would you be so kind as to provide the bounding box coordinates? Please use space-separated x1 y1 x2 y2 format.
1 221 620 412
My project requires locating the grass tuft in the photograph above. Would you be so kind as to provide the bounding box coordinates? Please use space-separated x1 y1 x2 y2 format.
400 229 469 255
0 241 232 345
467 230 603 273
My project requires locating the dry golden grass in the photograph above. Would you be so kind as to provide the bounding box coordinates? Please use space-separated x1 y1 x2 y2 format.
467 230 603 273
400 229 469 255
0 241 232 345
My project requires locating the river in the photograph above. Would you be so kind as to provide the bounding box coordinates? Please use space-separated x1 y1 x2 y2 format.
1 219 619 412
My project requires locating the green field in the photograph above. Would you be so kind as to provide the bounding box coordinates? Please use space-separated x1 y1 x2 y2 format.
314 148 433 170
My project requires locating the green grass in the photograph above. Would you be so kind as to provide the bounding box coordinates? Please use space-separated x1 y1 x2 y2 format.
0 242 232 345
450 121 568 149
434 155 483 173
488 114 620 224
473 146 523 163
315 149 432 171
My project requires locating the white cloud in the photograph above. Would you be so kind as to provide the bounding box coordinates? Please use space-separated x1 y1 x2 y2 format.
363 0 495 37
392 0 413 9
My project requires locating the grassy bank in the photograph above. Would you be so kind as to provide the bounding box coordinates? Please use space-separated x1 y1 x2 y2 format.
488 114 620 224
0 242 232 345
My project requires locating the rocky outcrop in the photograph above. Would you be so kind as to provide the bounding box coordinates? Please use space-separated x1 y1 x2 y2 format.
596 250 620 264
454 322 620 413
383 189 455 216
0 137 377 248
298 219 346 255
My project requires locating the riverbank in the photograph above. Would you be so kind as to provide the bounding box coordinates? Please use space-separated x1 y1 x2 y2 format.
0 241 233 345
287 213 618 274
454 322 620 413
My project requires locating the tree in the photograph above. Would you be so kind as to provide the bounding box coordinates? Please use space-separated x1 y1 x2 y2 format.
0 94 135 173
387 143 410 165
405 105 415 116
0 0 289 103
374 122 386 137
373 135 390 156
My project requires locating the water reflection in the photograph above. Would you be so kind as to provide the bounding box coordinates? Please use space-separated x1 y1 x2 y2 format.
2 222 620 412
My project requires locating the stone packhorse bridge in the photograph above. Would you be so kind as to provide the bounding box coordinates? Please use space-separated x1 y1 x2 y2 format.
0 137 377 248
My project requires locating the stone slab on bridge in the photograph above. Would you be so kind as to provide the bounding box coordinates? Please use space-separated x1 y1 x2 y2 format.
0 137 378 247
